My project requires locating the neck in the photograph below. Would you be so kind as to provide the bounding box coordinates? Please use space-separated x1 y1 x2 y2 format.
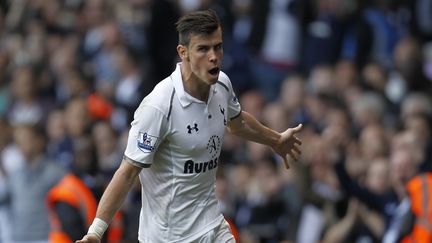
181 63 210 101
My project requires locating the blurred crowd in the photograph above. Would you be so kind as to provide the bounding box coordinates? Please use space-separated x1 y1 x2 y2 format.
0 0 431 242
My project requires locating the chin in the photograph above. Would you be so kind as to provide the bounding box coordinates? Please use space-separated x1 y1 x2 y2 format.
208 78 218 85
202 74 217 84
210 73 220 82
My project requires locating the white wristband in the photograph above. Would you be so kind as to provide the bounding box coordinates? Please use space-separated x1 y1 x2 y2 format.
88 218 108 239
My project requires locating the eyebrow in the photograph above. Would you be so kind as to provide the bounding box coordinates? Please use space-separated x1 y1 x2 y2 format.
196 42 223 48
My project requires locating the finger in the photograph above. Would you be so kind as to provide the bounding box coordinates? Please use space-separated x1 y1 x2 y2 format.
291 124 303 133
293 136 302 145
292 144 301 154
293 145 301 155
282 155 290 169
288 150 298 161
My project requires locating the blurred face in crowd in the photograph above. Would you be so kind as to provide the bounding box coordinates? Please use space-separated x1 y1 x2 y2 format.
305 94 328 124
334 59 357 90
12 67 35 101
92 121 117 156
84 0 107 27
403 114 431 145
391 131 424 165
359 124 388 161
366 158 390 194
280 75 304 112
309 137 333 182
308 65 334 95
64 72 88 99
351 93 384 128
401 94 432 119
13 125 45 162
65 98 90 137
46 110 66 141
394 37 421 76
362 62 387 92
240 90 265 121
101 22 122 49
390 149 418 192
92 121 119 171
263 103 288 133
325 108 350 130
73 137 95 174
178 27 223 86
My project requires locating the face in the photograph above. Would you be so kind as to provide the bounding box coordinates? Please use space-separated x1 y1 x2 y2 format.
46 110 66 141
390 149 418 185
179 27 223 85
14 126 44 160
65 99 90 137
366 159 389 194
359 125 387 160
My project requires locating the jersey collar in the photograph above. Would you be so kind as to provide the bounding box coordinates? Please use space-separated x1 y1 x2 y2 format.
171 63 216 108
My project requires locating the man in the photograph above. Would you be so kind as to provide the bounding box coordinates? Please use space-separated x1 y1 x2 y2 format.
77 9 302 243
398 172 432 243
47 136 124 243
0 124 65 242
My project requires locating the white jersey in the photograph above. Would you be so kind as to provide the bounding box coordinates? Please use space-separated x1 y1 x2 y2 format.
124 63 241 243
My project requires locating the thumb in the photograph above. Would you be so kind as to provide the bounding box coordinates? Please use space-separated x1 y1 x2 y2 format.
291 124 303 133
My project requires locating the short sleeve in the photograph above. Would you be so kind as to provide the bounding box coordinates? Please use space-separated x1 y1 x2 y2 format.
226 82 242 120
124 105 168 167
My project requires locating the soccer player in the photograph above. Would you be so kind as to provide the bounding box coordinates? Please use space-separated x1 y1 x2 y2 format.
77 9 302 243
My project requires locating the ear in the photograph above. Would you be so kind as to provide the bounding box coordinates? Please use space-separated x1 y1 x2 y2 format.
177 45 189 62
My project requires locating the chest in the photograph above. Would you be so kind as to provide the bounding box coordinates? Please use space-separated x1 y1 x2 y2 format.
12 166 56 199
167 94 228 160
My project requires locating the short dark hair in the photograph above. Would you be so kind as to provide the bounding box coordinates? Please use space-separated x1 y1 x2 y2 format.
175 9 220 46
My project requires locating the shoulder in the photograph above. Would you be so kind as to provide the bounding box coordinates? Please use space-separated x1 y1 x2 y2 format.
137 78 175 117
216 71 234 93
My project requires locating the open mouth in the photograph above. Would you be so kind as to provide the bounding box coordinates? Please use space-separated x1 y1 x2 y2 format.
208 67 219 76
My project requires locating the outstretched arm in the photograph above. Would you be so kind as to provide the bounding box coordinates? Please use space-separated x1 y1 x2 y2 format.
227 111 302 168
76 159 142 243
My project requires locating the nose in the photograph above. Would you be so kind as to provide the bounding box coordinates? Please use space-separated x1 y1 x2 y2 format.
209 49 217 64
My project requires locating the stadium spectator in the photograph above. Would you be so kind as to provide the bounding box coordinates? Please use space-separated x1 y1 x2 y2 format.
0 124 65 242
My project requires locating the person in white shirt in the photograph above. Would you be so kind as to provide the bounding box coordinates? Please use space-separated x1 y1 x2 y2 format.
77 9 302 243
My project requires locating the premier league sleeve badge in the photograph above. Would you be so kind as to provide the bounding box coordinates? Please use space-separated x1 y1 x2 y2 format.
137 132 158 153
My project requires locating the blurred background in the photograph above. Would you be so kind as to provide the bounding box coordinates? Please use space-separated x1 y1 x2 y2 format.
0 0 431 242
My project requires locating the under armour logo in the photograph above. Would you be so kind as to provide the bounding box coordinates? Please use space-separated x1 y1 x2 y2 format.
187 123 199 134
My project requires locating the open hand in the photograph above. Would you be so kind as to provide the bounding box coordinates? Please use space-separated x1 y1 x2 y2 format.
272 124 303 169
